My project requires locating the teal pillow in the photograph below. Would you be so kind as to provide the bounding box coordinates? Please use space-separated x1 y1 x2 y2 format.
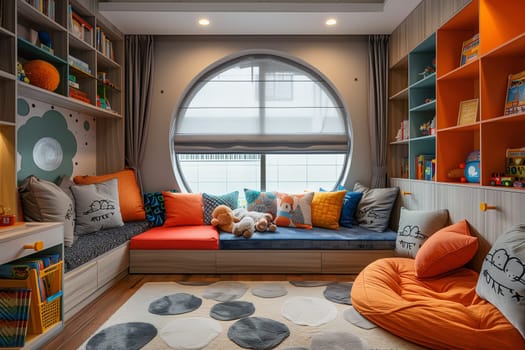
202 191 239 224
244 189 278 219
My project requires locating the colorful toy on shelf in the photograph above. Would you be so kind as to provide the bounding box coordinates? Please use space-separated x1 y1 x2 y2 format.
16 62 30 83
464 150 480 183
0 205 15 226
23 59 60 92
418 65 435 79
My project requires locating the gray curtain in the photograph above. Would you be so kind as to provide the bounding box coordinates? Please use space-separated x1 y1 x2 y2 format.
125 35 154 191
368 34 389 188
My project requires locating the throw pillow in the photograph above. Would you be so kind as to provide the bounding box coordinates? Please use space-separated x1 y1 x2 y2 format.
395 207 449 258
244 189 278 219
18 175 76 247
74 169 145 222
476 224 525 339
353 182 399 232
311 190 347 229
143 190 177 227
415 220 478 278
325 185 363 228
163 192 204 227
71 178 124 235
202 191 239 225
274 192 314 229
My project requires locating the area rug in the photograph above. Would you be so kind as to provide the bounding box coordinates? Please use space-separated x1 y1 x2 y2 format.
78 281 426 350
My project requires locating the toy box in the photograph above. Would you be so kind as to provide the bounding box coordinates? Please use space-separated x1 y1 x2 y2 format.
464 150 480 183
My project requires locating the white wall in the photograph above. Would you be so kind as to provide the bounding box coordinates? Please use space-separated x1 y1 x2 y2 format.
141 35 371 192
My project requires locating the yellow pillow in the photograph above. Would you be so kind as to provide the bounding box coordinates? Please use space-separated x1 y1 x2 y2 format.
311 190 347 229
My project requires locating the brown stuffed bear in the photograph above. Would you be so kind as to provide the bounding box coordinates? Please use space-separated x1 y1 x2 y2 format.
233 208 277 233
211 205 239 233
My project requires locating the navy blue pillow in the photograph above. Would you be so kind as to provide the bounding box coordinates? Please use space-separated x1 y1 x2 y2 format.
143 190 177 227
320 185 363 228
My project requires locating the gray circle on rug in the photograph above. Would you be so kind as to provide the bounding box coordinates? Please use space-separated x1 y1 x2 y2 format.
228 316 290 350
210 301 255 321
289 281 330 287
86 322 157 350
160 317 222 349
251 283 288 298
203 281 249 302
343 307 377 330
311 331 368 350
323 282 353 305
176 281 214 286
148 293 202 315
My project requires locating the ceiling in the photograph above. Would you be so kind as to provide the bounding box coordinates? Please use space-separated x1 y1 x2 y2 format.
98 0 423 35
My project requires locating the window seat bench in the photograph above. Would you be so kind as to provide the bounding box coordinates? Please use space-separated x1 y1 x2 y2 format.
129 224 397 274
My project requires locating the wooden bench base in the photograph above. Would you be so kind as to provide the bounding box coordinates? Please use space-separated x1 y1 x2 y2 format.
129 249 396 274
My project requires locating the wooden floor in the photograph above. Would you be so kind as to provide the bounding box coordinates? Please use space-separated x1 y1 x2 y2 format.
41 273 356 350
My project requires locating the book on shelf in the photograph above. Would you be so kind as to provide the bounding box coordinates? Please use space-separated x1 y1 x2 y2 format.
504 70 525 116
400 157 409 178
68 55 91 74
69 86 90 103
68 5 93 44
506 147 525 181
96 27 115 60
0 288 32 348
25 0 55 20
415 154 435 180
0 260 46 302
460 33 479 66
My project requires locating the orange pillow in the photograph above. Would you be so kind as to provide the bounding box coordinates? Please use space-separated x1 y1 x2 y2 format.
74 169 145 222
163 192 204 227
311 190 347 229
415 220 478 278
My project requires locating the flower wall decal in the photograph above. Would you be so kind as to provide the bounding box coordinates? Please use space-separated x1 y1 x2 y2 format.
17 109 77 182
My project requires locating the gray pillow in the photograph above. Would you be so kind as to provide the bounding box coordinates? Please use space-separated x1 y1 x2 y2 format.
18 175 76 247
353 182 399 232
71 178 124 235
395 207 449 258
476 224 525 339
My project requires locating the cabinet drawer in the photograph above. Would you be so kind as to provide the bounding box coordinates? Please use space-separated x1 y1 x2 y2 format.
0 223 63 265
63 261 97 314
98 243 129 287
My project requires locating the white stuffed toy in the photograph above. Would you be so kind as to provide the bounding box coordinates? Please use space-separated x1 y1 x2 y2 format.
233 208 277 233
232 216 255 239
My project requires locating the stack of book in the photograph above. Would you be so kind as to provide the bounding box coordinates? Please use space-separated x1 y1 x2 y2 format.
0 289 32 347
68 55 91 74
68 5 93 45
96 27 114 60
69 87 90 104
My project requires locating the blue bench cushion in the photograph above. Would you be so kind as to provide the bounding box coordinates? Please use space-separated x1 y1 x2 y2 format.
219 225 396 250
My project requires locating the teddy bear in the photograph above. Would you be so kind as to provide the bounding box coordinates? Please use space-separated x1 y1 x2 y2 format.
211 205 239 233
232 216 255 239
233 208 277 233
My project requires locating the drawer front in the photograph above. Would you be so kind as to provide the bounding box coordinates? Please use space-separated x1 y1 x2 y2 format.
0 223 63 265
63 262 98 314
98 244 129 287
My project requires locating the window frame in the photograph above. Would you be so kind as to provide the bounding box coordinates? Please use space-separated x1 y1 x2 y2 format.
170 49 353 193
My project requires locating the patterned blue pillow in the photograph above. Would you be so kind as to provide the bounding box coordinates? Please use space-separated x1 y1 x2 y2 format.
143 190 177 227
244 188 278 219
202 191 239 225
320 185 363 228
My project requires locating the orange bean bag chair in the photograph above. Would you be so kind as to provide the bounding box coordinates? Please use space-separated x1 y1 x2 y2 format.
351 258 525 350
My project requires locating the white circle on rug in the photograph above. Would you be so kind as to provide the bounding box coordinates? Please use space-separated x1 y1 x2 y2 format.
160 317 221 349
311 331 368 350
281 296 337 326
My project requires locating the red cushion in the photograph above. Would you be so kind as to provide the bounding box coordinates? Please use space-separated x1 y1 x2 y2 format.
130 225 219 250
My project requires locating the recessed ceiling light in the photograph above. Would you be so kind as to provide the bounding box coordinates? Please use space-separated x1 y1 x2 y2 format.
198 18 210 26
325 18 337 26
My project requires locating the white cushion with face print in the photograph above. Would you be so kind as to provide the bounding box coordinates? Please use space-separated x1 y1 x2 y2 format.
476 224 525 339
